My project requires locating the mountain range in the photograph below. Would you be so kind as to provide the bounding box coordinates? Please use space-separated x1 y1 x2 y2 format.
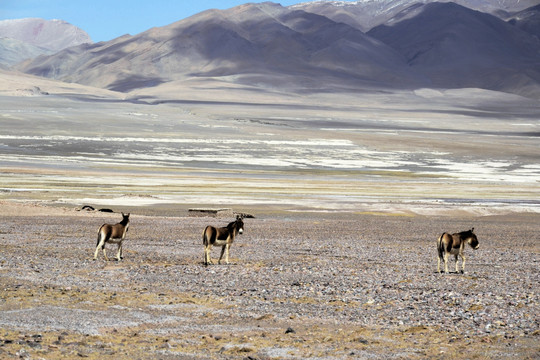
4 1 540 99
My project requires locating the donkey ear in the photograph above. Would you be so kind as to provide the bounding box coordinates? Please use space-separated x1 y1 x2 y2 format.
471 227 474 233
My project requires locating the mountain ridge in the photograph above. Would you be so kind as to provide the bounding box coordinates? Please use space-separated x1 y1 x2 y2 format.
291 0 540 31
8 1 540 99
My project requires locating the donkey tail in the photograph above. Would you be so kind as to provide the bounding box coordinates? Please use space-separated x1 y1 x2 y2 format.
437 233 446 257
202 226 209 246
97 225 105 246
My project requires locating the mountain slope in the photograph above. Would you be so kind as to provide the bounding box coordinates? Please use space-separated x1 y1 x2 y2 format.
367 2 540 98
0 37 54 66
16 2 424 93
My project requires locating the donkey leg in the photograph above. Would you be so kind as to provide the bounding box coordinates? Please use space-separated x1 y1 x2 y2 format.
102 245 110 261
204 246 213 265
443 253 450 273
437 256 442 273
460 254 466 274
116 243 122 261
94 236 105 260
95 232 103 260
94 244 101 260
454 254 459 273
224 244 230 265
218 245 226 264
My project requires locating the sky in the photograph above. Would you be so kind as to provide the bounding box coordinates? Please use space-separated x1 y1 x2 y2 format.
0 0 337 42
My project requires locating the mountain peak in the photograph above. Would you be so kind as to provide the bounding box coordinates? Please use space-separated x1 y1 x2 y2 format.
0 17 92 52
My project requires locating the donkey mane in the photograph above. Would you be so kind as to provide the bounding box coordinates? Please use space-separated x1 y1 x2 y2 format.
457 228 474 237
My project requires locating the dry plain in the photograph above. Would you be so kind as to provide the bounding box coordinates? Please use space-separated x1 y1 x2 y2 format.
0 202 539 359
0 73 539 358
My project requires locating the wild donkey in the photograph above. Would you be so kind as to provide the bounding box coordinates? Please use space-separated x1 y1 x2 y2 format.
437 228 479 274
203 215 244 265
94 213 130 261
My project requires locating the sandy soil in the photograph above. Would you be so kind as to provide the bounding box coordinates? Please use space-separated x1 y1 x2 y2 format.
0 201 538 359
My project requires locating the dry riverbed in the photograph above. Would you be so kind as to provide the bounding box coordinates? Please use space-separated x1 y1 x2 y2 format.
0 201 538 359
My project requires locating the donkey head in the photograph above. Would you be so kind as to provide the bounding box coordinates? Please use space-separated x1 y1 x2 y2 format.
121 212 130 222
466 228 479 249
235 215 244 234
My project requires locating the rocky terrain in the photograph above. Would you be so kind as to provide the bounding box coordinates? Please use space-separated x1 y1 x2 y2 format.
0 201 538 359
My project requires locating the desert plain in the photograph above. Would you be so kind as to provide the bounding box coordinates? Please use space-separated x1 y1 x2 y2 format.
0 71 539 359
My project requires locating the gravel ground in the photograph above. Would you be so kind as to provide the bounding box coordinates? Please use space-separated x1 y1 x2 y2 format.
0 202 538 359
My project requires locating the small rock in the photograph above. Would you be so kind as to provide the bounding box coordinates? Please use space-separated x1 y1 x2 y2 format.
16 348 30 359
285 327 295 334
356 337 369 345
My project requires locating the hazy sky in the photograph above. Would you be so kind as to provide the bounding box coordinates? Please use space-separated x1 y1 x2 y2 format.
0 0 347 42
